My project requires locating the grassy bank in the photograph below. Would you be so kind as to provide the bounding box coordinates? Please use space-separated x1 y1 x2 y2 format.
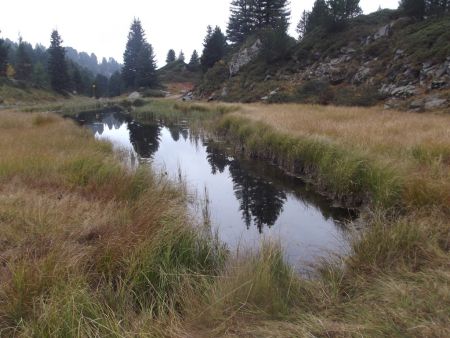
0 111 226 336
0 103 449 337
216 104 450 211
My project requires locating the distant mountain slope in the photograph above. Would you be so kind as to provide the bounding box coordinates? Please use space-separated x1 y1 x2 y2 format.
197 10 450 111
65 47 121 78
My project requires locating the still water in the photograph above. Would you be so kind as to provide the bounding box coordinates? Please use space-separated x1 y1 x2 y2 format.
78 110 354 269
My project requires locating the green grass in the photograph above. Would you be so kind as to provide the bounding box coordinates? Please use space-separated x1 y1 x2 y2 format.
216 115 402 209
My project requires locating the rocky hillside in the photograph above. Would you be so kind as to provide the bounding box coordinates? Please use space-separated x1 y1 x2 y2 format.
196 10 450 112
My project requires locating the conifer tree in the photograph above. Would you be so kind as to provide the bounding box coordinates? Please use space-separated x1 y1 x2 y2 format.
188 50 200 71
15 37 32 81
122 18 157 89
253 0 290 31
48 30 70 92
227 0 256 44
32 62 48 87
200 26 227 72
166 49 176 63
178 50 185 62
135 43 158 88
108 71 123 97
327 0 362 23
399 0 425 18
0 38 9 77
296 10 310 40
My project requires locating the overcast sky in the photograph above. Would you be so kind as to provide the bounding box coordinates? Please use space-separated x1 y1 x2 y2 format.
1 0 398 67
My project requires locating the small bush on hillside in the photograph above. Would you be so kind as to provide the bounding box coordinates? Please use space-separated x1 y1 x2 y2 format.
294 80 334 104
142 89 166 98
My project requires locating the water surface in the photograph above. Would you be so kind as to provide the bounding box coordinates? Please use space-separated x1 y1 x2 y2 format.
78 110 355 269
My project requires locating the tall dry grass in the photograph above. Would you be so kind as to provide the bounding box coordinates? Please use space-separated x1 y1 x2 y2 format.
1 106 449 337
0 111 225 336
217 103 450 210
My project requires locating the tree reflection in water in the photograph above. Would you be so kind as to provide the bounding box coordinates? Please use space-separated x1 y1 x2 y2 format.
206 143 287 233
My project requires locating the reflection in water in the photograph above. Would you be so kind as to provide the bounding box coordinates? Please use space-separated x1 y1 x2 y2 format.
78 110 356 268
206 146 287 232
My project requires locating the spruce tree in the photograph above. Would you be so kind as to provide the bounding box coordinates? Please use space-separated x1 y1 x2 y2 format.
108 71 123 97
135 43 158 88
296 10 310 40
400 0 425 18
307 0 331 32
188 50 200 71
326 0 362 23
15 37 32 81
0 38 9 77
122 18 144 89
227 0 256 44
253 0 290 31
166 49 176 63
178 50 185 62
48 30 70 93
200 26 227 72
32 62 48 87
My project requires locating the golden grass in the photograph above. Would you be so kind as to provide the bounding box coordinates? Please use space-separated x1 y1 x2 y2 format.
238 104 450 163
0 111 224 336
0 106 449 337
222 103 450 210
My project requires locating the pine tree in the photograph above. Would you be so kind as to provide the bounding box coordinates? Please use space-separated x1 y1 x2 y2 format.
189 50 200 66
178 50 185 62
166 49 176 63
200 26 227 72
72 67 84 94
135 42 158 88
425 0 448 16
108 71 123 97
327 0 362 23
0 38 9 77
15 37 33 81
307 0 331 32
227 0 256 44
94 74 108 98
32 62 48 87
400 0 426 18
253 0 290 31
296 10 310 40
48 30 70 92
122 18 145 89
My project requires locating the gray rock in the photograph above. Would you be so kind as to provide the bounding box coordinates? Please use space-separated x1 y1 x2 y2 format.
261 96 269 101
435 64 447 78
128 91 141 100
229 39 262 76
374 24 391 40
409 99 424 111
431 80 447 90
221 86 228 97
424 96 447 110
182 92 193 101
384 98 402 109
264 74 272 81
353 66 371 84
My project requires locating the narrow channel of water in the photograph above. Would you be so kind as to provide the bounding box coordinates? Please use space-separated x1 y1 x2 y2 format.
77 110 355 270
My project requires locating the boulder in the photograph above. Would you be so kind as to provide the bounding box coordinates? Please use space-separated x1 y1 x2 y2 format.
374 24 392 40
229 39 262 76
128 91 141 100
424 96 447 110
409 99 424 112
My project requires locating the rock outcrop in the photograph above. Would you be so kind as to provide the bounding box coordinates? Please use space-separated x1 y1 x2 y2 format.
229 39 262 77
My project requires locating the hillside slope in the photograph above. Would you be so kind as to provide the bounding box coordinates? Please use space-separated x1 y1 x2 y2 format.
197 10 450 111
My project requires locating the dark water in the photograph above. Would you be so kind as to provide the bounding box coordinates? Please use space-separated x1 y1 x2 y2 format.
77 110 355 269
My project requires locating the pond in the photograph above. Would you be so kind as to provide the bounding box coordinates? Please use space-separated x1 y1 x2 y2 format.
77 109 356 271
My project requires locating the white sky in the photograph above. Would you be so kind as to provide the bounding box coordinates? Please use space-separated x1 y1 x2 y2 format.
0 1 398 68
